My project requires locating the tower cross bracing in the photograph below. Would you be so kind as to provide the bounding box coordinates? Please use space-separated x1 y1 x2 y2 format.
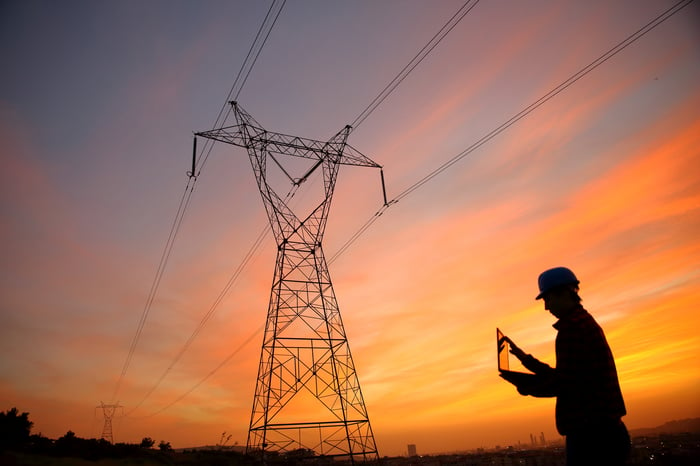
196 102 379 462
97 402 122 444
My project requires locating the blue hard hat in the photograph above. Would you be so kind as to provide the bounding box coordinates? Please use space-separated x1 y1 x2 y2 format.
536 267 579 299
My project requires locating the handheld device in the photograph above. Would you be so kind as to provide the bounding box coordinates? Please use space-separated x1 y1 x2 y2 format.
496 328 538 386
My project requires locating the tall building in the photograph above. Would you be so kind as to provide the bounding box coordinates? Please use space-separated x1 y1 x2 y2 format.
407 444 418 457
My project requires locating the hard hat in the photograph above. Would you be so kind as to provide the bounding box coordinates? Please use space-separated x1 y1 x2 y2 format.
536 267 579 299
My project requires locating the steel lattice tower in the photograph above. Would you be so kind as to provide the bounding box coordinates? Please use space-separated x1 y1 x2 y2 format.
196 102 379 462
97 402 122 444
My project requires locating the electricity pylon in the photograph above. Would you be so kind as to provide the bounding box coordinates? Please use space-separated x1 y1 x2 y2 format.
196 102 381 462
97 402 122 444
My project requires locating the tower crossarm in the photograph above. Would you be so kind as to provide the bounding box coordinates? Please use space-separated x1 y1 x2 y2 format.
195 123 381 169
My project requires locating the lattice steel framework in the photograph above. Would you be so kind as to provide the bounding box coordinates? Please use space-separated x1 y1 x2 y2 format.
97 402 122 444
196 102 379 462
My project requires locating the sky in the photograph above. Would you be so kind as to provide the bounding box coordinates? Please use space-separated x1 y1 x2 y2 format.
1 0 699 457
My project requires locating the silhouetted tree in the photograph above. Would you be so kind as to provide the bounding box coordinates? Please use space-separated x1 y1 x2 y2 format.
28 433 54 454
54 430 80 456
0 407 33 451
140 436 155 448
158 440 172 451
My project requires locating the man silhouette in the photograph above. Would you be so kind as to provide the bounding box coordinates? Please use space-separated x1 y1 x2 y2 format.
500 267 629 465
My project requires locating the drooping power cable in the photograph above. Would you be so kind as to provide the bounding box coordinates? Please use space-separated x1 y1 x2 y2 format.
110 0 287 404
330 0 695 264
349 0 481 131
195 0 287 175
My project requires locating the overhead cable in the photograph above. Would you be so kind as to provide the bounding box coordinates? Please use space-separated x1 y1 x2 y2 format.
111 0 286 404
135 324 265 419
349 0 481 130
128 186 299 417
112 178 196 402
331 0 694 263
195 0 287 174
124 223 271 416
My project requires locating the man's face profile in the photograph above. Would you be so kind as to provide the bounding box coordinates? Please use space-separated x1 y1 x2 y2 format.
543 288 573 318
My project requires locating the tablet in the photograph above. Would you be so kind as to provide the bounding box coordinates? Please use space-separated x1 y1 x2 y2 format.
497 329 542 390
496 328 530 376
496 328 510 371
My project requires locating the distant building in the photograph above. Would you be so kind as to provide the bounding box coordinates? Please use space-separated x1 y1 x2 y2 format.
407 444 417 457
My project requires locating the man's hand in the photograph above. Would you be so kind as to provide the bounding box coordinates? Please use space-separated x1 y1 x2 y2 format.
504 336 527 361
516 384 530 396
499 372 531 396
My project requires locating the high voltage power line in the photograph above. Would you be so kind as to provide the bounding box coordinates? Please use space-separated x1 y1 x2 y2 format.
111 0 287 406
124 224 269 416
350 0 481 130
195 0 287 175
117 0 694 418
125 189 294 417
135 323 265 419
329 0 695 265
111 175 196 402
123 0 479 417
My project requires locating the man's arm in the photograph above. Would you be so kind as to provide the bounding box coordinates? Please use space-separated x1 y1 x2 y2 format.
505 337 554 375
502 337 558 397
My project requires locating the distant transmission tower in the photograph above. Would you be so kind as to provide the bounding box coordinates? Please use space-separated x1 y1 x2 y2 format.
196 102 381 462
97 402 122 443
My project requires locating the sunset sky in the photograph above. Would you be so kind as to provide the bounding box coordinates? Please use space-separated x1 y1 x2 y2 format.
1 0 699 457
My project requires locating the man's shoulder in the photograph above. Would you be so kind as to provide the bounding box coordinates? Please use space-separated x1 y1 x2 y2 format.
556 307 600 331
